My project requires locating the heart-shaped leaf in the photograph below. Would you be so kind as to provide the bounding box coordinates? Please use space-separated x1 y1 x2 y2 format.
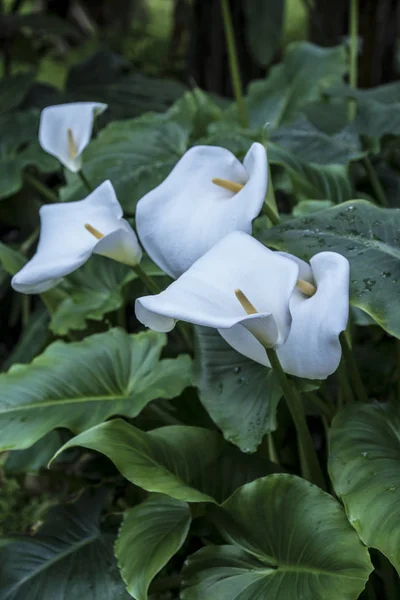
0 489 130 600
49 255 137 335
0 73 34 114
0 111 58 200
226 42 347 128
260 200 400 338
0 328 191 450
271 115 364 165
328 83 400 138
54 419 280 504
194 327 282 453
115 494 191 600
268 142 353 204
182 474 372 599
329 402 400 573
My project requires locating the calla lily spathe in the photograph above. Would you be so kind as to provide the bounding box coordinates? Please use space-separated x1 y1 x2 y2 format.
12 181 142 294
39 102 107 172
135 231 350 379
136 142 268 278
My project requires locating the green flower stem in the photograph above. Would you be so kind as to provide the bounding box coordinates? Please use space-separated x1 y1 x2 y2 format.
133 264 162 295
78 170 93 193
266 161 278 209
266 347 326 489
261 201 280 226
337 360 355 405
339 331 369 403
261 162 280 226
362 156 390 207
220 0 248 128
267 433 279 464
20 227 40 255
307 391 334 421
348 0 358 121
132 264 193 351
24 172 59 203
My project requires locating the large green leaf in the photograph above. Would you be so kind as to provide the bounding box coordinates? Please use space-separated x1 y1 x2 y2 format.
228 42 347 128
260 200 400 338
49 255 136 335
0 489 130 600
61 113 189 211
268 142 353 204
168 88 223 141
328 83 400 138
194 327 282 453
329 402 400 573
244 0 284 67
0 328 191 451
0 73 35 114
271 115 364 165
49 256 163 335
0 110 58 200
182 475 372 599
54 420 279 504
0 242 26 276
4 431 62 474
115 494 191 600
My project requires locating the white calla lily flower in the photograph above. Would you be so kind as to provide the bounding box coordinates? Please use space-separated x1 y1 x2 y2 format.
39 102 107 172
12 180 142 294
135 231 350 379
136 142 268 278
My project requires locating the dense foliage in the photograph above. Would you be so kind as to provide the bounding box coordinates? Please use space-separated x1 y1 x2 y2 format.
1 1 400 599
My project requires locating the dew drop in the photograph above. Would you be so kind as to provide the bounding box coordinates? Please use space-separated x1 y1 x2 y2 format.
363 277 376 292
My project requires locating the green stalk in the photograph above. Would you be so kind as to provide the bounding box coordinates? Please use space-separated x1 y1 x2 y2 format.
78 170 93 193
220 0 248 128
307 391 333 421
24 172 59 203
266 162 278 213
267 433 279 464
133 264 162 295
266 347 325 489
348 0 358 121
261 201 280 226
261 163 280 225
20 227 39 255
337 360 355 405
339 332 369 403
363 156 390 207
